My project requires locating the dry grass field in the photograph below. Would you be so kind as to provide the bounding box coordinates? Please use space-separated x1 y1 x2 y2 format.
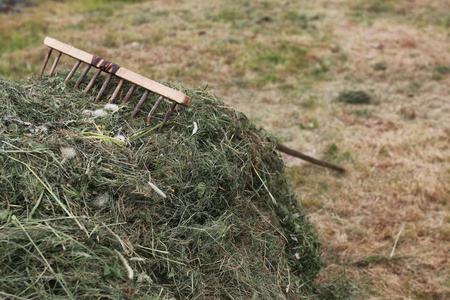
1 0 449 299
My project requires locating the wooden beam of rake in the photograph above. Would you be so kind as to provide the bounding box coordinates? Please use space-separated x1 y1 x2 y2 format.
39 37 191 132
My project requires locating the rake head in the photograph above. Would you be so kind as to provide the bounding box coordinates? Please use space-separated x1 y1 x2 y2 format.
39 37 191 132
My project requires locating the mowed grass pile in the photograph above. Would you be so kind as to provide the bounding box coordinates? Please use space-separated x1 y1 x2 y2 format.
0 76 321 299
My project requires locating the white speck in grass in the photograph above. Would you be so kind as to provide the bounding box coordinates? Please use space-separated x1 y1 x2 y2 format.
137 272 153 284
93 192 110 207
148 182 167 198
71 252 92 258
104 103 120 112
60 147 76 164
192 121 198 136
290 234 298 242
130 257 146 262
40 125 49 133
29 125 47 134
92 109 107 117
114 134 126 142
115 250 134 280
294 253 301 260
114 129 126 142
82 109 93 116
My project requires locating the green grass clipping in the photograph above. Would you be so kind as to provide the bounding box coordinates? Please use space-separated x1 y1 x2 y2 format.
0 76 324 299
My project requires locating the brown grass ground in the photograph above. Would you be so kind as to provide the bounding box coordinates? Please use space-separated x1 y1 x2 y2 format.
1 0 449 298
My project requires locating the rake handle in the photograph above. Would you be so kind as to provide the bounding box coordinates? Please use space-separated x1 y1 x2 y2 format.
276 143 346 173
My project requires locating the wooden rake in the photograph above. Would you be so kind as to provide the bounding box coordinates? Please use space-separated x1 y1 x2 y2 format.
39 36 191 132
39 37 346 173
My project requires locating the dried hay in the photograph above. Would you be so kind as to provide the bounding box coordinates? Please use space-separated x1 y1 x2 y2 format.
0 75 323 299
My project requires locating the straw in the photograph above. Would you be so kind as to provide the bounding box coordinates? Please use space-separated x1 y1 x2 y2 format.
0 76 322 299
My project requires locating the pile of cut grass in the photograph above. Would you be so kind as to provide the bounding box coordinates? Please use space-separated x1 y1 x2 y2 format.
0 76 323 299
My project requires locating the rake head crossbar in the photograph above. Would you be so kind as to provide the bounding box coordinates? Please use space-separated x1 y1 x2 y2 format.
39 36 191 130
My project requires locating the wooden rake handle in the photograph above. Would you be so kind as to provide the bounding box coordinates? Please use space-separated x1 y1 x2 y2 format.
43 36 191 107
276 143 346 173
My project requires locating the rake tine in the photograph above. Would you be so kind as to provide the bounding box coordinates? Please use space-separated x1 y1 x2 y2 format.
158 102 177 132
48 51 62 77
40 48 53 77
83 68 102 95
65 60 81 83
121 84 137 105
131 90 150 117
95 73 113 102
147 96 163 124
109 79 124 103
74 64 91 88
